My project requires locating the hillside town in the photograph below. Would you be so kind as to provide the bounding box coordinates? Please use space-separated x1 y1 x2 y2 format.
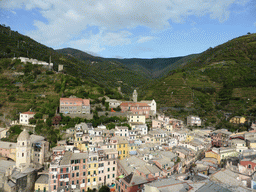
0 91 256 192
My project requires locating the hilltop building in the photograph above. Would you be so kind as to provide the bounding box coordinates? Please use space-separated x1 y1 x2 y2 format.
19 111 36 125
60 96 90 114
187 115 201 126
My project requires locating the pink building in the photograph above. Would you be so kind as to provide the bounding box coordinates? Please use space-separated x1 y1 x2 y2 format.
49 151 88 192
98 148 118 188
60 97 90 114
0 141 16 160
120 102 151 118
116 172 147 192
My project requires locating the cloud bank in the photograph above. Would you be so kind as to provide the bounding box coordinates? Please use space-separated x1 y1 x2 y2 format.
0 0 250 53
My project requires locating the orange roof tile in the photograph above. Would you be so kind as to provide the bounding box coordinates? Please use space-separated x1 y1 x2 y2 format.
22 111 36 114
60 98 90 106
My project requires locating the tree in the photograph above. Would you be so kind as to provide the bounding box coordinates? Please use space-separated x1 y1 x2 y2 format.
34 113 43 119
46 118 52 127
29 118 36 125
99 186 110 192
101 97 106 105
8 96 16 102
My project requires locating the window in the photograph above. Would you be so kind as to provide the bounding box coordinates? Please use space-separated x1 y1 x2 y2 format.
108 168 110 172
248 164 252 169
113 167 115 171
99 177 101 181
83 165 85 169
93 178 96 182
88 171 90 175
93 171 96 175
108 175 110 179
54 185 56 190
113 174 115 178
76 172 79 177
113 161 116 164
60 182 63 186
72 181 74 185
66 168 69 172
88 179 90 183
72 173 74 177
83 172 86 176
76 180 79 184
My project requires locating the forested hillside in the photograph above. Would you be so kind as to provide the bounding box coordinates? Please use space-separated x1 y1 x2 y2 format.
143 33 256 131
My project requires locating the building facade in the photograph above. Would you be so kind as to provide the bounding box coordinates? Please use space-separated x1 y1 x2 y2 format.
60 97 90 114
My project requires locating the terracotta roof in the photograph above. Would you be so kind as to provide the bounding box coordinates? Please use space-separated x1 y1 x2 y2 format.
22 111 36 114
120 102 150 107
60 98 90 106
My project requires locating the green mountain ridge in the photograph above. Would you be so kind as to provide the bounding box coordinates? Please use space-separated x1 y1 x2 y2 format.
143 33 256 130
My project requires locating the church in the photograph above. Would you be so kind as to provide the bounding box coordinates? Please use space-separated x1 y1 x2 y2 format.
0 129 44 192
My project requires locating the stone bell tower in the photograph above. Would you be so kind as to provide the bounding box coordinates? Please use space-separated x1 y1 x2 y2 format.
132 90 138 103
16 129 31 170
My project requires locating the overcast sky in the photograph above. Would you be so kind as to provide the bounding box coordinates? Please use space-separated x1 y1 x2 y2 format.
0 0 255 58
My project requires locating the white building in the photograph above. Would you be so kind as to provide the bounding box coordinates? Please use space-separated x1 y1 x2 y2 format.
231 139 248 153
19 111 36 125
115 126 129 137
140 99 157 115
105 99 121 108
187 115 202 126
130 123 148 135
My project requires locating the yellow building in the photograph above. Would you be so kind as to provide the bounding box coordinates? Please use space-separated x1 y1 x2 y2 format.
128 114 146 124
34 174 49 192
87 153 98 190
205 150 221 163
185 134 194 142
249 140 256 149
116 137 129 160
230 116 246 124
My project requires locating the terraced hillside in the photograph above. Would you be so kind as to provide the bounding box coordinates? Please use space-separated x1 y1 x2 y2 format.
143 33 256 129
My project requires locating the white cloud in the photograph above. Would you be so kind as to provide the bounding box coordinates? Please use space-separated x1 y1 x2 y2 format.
11 10 16 14
0 0 250 49
254 22 256 27
137 36 155 44
69 30 132 53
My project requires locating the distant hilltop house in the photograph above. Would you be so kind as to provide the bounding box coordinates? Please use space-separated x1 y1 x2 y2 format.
59 96 90 114
13 57 53 69
105 98 122 108
229 116 246 125
187 115 201 126
19 111 36 125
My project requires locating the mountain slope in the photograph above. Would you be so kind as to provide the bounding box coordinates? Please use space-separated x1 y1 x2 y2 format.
57 48 198 79
143 33 256 129
0 24 150 94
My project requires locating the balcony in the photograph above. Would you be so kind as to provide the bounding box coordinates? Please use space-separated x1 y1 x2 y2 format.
59 178 69 182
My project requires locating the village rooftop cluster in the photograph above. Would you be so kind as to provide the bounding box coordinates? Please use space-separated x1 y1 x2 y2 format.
0 91 255 192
